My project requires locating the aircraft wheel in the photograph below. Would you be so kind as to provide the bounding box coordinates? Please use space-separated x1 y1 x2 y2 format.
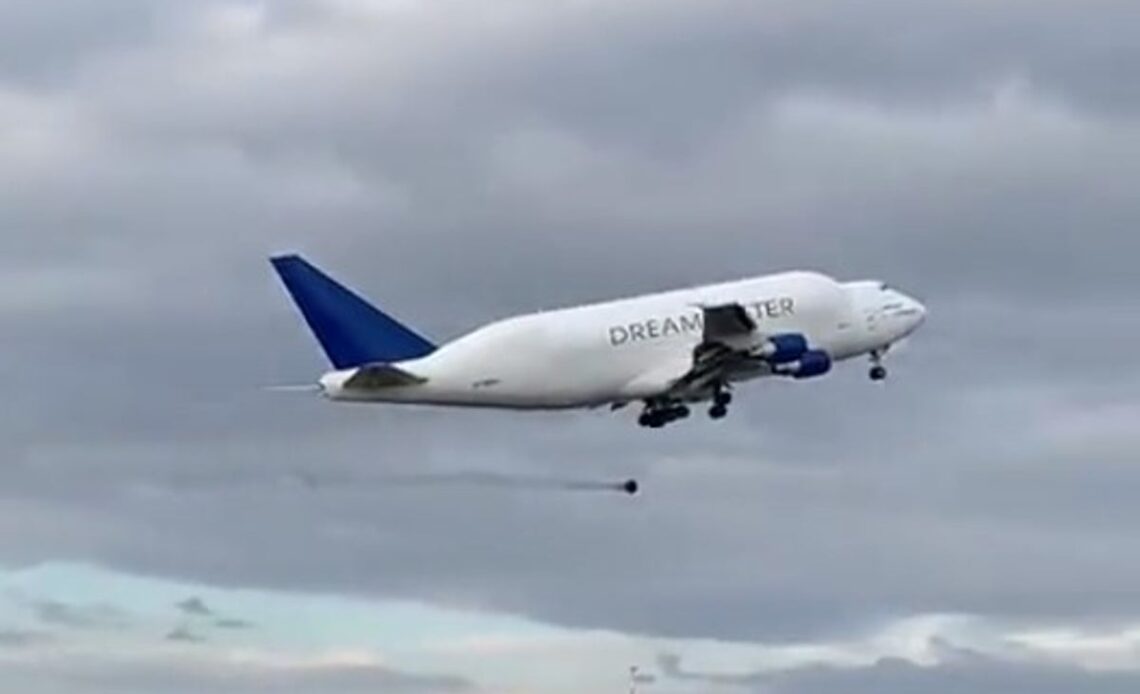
869 365 887 381
639 410 667 428
709 404 728 420
674 406 691 420
711 386 733 406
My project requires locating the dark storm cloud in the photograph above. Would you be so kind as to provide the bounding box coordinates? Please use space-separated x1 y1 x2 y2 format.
659 640 1140 694
1 0 1139 659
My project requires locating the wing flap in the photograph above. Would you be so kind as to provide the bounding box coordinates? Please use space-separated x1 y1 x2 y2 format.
701 303 756 342
662 303 768 399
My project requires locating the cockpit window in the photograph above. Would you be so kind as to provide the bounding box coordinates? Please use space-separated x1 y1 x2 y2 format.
879 282 891 291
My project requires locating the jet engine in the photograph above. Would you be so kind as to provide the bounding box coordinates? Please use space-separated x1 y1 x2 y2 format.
753 333 808 364
777 350 832 379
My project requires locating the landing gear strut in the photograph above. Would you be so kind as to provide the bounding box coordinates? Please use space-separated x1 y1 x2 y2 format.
869 350 888 381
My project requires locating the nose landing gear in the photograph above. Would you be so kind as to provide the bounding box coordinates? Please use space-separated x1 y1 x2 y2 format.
869 350 888 381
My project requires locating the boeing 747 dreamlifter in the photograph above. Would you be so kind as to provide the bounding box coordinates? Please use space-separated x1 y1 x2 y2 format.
270 255 926 428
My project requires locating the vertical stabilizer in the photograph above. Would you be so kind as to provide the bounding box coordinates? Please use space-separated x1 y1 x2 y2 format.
270 254 436 369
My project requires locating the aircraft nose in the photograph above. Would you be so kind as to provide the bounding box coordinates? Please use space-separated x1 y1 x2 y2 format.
906 295 927 331
913 297 927 323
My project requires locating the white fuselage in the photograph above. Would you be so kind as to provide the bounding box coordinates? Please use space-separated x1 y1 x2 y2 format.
319 271 926 409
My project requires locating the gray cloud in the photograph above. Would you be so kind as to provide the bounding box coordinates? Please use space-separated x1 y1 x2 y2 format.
164 625 205 644
1 0 1139 664
174 598 255 632
0 654 474 694
27 599 128 631
631 668 657 686
175 598 212 618
0 0 164 86
0 629 51 648
660 640 1140 694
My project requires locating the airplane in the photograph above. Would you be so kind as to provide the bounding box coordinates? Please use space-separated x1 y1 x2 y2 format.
270 254 926 428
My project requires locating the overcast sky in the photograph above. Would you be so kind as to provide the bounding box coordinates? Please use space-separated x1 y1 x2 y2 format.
1 1 1139 692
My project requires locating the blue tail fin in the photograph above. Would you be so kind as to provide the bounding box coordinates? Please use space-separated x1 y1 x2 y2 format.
270 254 436 369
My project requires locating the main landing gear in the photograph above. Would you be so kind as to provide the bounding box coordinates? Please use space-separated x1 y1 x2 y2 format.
869 349 888 381
638 382 734 429
638 402 690 429
708 388 732 420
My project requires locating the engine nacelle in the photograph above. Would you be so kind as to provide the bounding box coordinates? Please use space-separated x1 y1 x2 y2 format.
772 349 832 379
755 333 809 364
790 350 832 379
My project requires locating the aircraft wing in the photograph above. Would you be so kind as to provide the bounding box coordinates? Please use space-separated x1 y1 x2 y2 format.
667 343 754 397
665 303 766 397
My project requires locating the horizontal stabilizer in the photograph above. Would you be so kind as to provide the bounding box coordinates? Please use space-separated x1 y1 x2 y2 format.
343 363 427 390
270 254 436 369
263 384 323 393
